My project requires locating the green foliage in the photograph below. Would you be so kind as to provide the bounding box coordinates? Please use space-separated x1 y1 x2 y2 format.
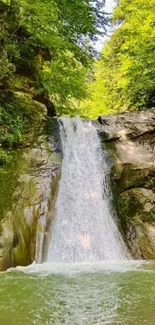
0 149 11 166
88 0 155 114
0 0 107 113
0 103 24 146
0 100 25 165
0 56 15 81
42 50 87 114
0 0 108 165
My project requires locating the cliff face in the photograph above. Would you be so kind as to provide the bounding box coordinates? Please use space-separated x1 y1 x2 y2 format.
98 108 155 259
0 109 155 271
0 119 61 271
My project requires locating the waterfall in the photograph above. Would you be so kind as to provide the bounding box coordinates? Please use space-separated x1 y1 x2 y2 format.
45 117 130 263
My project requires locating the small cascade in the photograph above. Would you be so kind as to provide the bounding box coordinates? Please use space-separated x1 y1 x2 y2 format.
45 117 130 263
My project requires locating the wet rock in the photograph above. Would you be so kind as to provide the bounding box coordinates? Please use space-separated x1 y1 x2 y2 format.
0 119 61 271
98 108 155 259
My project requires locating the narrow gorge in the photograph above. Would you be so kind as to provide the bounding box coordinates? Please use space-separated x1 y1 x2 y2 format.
0 109 154 271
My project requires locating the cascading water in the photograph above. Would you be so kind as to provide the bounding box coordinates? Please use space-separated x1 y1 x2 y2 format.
45 117 130 263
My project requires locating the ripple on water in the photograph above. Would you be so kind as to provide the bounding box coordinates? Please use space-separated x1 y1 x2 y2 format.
0 261 155 325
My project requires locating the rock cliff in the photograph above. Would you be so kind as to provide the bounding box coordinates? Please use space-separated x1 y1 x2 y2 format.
0 119 61 271
98 108 155 259
0 109 155 271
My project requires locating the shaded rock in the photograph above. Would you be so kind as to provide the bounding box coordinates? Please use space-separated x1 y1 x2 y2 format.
98 108 155 259
0 119 61 271
33 92 56 117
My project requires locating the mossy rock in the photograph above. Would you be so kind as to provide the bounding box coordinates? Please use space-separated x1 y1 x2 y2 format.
0 124 61 271
150 207 155 221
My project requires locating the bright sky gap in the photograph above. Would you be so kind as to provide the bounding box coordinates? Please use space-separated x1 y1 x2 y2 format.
96 0 115 51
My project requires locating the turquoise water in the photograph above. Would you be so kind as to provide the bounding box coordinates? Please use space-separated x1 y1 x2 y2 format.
0 261 155 325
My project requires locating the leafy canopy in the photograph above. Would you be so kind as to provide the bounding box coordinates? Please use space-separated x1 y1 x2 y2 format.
0 0 107 114
86 0 155 116
0 0 108 163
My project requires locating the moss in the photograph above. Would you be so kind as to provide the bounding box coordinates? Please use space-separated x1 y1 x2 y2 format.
0 171 38 267
13 211 37 266
150 207 155 221
41 171 61 262
117 166 151 192
0 149 11 166
7 173 42 267
0 115 62 271
127 196 144 218
0 91 47 167
0 150 25 223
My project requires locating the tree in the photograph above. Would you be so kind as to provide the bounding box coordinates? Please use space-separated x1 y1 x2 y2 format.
0 0 108 163
0 0 107 114
87 0 155 115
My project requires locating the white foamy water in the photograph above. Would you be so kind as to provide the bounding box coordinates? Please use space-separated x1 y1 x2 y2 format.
45 117 130 263
3 260 155 325
9 260 149 276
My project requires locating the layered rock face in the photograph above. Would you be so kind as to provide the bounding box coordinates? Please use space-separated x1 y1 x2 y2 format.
98 108 155 259
0 119 61 271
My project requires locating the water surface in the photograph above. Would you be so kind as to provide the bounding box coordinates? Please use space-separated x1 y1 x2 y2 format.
0 261 155 325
